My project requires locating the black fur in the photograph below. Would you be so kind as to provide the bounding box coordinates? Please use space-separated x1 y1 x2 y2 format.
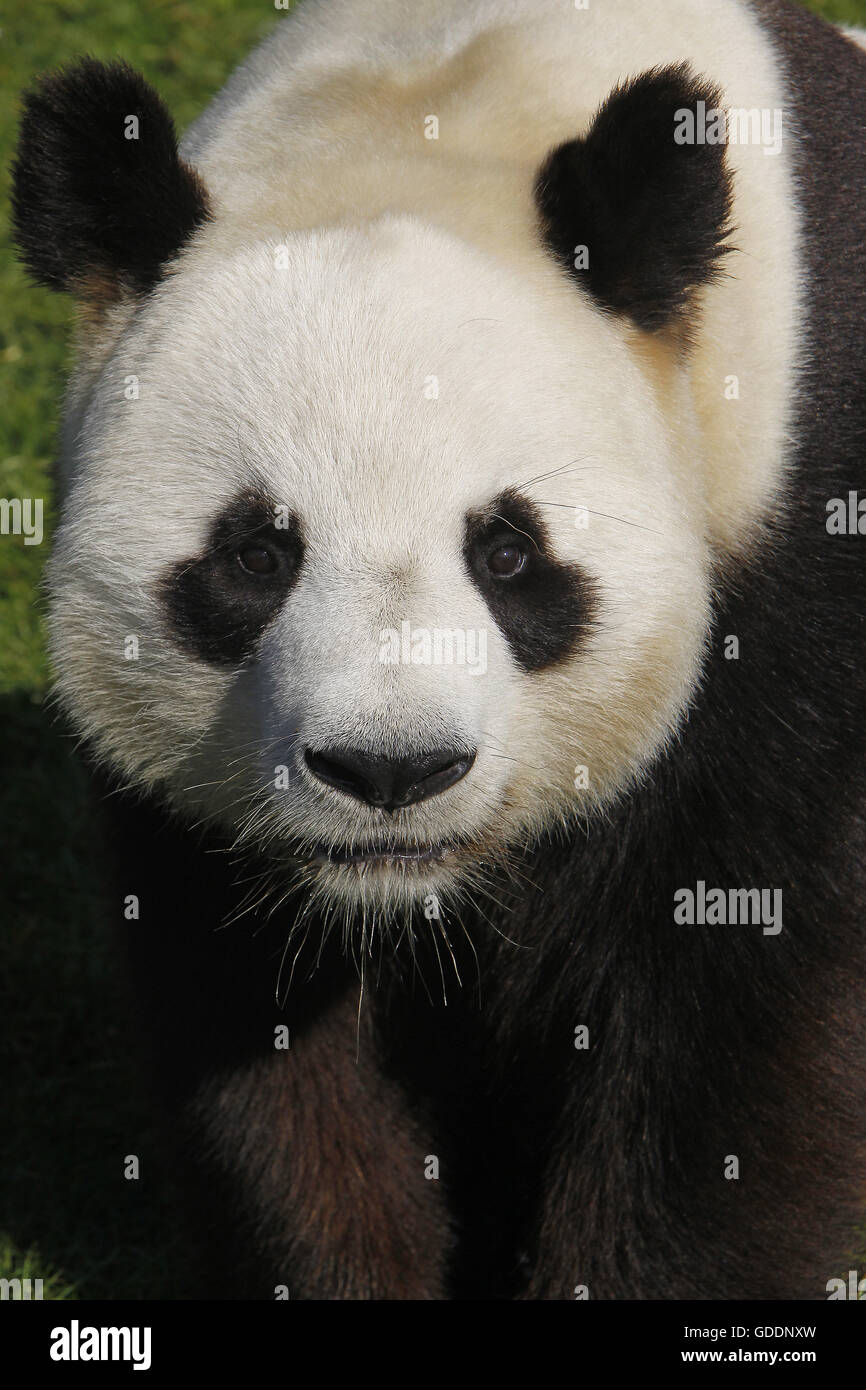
535 64 733 330
463 489 597 671
160 491 305 666
90 776 454 1300
11 58 210 296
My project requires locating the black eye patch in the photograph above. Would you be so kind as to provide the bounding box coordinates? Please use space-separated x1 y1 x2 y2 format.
160 490 304 666
463 489 597 672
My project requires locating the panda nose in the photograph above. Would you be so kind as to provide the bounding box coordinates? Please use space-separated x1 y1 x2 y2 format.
304 746 476 811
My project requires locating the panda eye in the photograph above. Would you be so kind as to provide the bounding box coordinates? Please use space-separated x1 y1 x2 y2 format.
237 544 278 576
486 543 527 579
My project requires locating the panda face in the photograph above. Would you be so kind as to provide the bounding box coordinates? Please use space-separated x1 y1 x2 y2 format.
46 217 711 914
13 57 740 921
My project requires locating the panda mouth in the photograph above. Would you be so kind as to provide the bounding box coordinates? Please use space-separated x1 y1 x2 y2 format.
312 839 459 867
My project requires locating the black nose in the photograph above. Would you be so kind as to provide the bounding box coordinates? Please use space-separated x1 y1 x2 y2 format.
304 746 476 811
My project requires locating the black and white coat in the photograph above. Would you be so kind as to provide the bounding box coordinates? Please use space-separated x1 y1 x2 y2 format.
12 0 866 1298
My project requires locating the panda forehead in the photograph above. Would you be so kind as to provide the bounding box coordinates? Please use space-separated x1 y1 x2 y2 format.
131 216 637 444
107 221 659 524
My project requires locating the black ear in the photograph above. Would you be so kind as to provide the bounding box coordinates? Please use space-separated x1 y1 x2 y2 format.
535 64 733 332
11 58 211 299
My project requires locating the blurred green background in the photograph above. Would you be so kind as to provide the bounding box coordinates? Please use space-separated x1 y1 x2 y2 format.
1 0 864 1299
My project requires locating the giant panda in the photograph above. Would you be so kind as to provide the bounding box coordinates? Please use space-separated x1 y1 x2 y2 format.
10 0 866 1300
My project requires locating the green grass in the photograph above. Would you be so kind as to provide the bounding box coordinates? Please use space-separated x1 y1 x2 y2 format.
1 0 864 1300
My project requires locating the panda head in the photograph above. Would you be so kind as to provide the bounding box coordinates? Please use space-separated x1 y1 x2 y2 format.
13 60 732 918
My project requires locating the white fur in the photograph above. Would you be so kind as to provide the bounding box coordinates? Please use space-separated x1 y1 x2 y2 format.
50 0 808 914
